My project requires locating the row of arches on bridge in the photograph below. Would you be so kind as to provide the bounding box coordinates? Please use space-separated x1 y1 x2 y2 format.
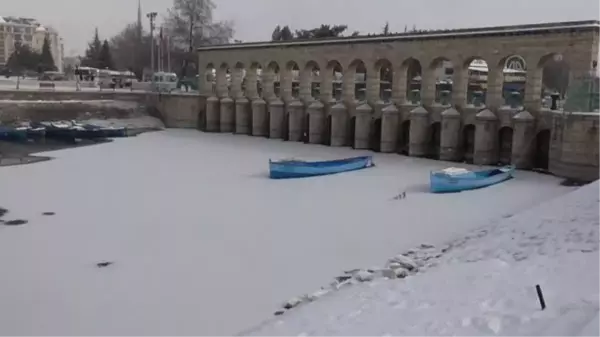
204 53 568 109
203 107 552 170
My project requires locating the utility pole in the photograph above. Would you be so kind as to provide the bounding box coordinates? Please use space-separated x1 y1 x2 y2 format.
146 12 157 74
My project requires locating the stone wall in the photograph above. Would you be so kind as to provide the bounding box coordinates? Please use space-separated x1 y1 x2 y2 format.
550 112 600 181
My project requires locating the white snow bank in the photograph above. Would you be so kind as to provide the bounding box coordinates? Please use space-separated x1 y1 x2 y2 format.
81 116 164 130
247 181 600 336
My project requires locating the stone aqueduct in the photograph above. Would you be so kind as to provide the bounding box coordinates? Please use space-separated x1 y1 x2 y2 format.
191 20 599 180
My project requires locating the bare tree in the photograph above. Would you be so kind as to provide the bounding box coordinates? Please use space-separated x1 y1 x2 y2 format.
164 0 234 77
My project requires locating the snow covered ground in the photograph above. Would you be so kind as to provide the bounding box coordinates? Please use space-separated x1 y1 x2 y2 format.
248 181 600 336
0 130 580 335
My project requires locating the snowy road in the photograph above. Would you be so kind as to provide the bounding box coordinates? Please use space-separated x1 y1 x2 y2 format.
0 130 575 335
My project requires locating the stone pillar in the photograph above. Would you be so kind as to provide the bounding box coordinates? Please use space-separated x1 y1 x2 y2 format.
421 68 436 107
231 67 244 98
288 100 306 142
219 97 234 132
473 109 498 165
451 65 467 109
262 67 276 101
251 98 267 136
269 98 285 139
391 66 407 105
408 106 430 157
341 68 355 103
246 67 259 100
366 71 380 104
439 107 461 161
523 67 543 112
330 102 348 147
511 110 536 169
216 67 229 98
235 97 250 134
206 96 220 132
486 67 504 110
307 100 325 144
299 68 313 102
281 67 294 102
354 103 373 149
381 104 399 153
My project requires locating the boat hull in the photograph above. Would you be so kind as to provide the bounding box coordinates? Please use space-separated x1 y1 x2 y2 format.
430 166 515 193
269 156 374 179
0 127 28 142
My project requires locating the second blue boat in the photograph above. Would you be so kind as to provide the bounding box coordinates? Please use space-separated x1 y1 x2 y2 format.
269 155 375 179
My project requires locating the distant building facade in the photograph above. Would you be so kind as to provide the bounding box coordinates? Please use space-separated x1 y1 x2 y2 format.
0 16 64 72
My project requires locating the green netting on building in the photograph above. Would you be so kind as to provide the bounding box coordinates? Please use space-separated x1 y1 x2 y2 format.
563 72 600 112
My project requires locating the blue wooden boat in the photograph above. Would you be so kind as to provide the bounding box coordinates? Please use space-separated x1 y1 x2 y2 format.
269 155 375 179
0 126 28 142
430 165 515 193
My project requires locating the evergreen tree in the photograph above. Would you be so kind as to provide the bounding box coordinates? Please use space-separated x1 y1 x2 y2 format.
38 34 56 72
98 40 114 69
383 22 390 35
81 28 103 68
6 42 40 73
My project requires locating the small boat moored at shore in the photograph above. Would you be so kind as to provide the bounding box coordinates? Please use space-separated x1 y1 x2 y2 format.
430 166 515 193
0 125 28 142
269 155 375 179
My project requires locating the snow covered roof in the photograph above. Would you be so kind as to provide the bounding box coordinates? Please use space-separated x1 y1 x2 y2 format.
0 17 5 24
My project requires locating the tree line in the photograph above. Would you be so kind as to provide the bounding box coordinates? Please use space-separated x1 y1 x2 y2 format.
4 34 56 75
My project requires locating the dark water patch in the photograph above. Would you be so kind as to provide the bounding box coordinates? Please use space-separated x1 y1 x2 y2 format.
96 261 114 268
560 178 591 187
42 212 55 216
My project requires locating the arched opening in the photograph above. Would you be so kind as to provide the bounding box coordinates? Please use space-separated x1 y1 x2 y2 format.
465 58 488 107
428 122 441 159
305 61 321 100
534 129 551 170
326 61 343 101
348 116 357 148
205 63 216 95
540 53 570 110
498 126 513 165
286 61 300 99
350 60 367 102
462 124 475 163
500 55 527 108
430 57 453 105
399 120 410 155
267 61 281 98
376 59 393 103
402 58 422 104
281 111 290 141
323 115 332 145
303 113 310 143
370 118 382 152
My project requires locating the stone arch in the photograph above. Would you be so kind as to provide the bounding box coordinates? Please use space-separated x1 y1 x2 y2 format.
304 60 321 100
285 60 300 99
428 57 453 105
497 126 513 165
399 119 411 155
534 129 551 170
401 58 422 104
326 60 343 101
349 59 367 102
204 63 216 95
462 124 476 163
428 121 442 159
463 57 489 107
266 61 281 98
374 59 393 102
370 117 383 152
497 54 527 108
538 53 570 110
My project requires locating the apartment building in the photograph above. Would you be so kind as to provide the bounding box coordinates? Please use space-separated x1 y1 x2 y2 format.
0 16 64 72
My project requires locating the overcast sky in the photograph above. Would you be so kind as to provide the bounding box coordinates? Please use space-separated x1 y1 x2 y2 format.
3 0 599 56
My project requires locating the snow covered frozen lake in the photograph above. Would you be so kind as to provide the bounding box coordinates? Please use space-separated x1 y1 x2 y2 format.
0 130 577 335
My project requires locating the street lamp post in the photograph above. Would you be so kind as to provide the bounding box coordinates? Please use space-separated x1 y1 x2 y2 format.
146 12 158 75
